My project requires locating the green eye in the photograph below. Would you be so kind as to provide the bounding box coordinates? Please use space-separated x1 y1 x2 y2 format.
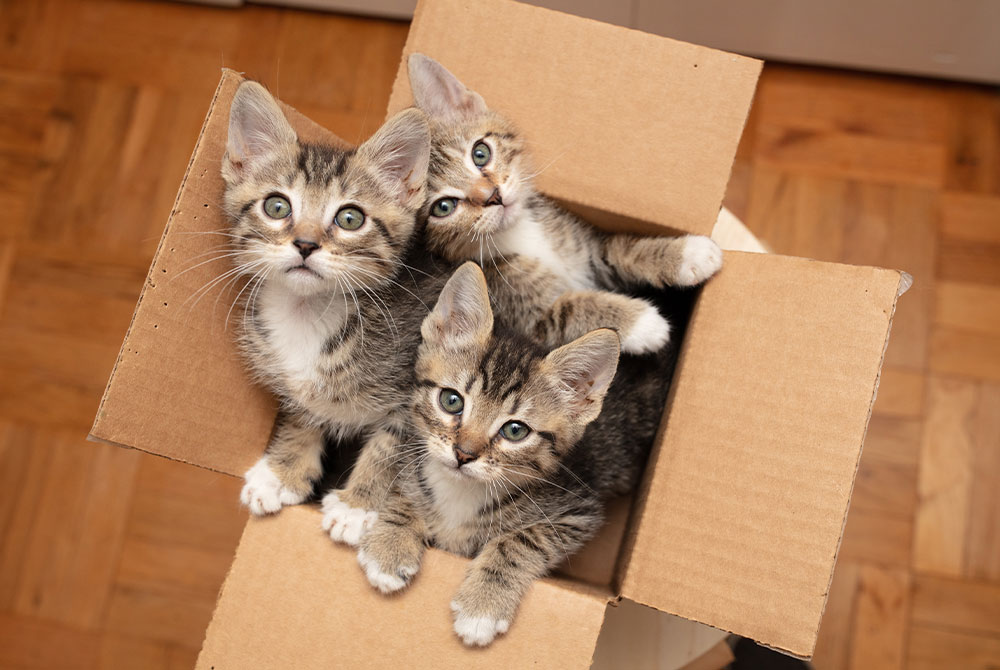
438 388 464 414
334 206 365 230
263 195 291 219
431 198 458 218
472 141 491 167
500 421 531 442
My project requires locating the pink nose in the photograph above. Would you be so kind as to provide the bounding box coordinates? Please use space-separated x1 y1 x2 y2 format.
469 179 501 207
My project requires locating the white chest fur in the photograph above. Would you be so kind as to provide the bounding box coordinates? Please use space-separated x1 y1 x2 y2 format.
255 283 349 385
494 215 594 291
423 461 493 546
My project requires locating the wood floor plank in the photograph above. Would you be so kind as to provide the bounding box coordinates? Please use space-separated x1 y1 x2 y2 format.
861 416 922 469
872 366 925 419
911 574 1000 636
0 613 100 670
939 192 1000 245
851 457 917 520
847 565 910 670
8 430 140 629
965 383 1000 581
838 508 913 569
944 88 1000 195
907 625 1000 670
812 560 861 670
935 281 1000 335
103 583 219 648
126 456 244 554
929 328 1000 382
913 377 976 576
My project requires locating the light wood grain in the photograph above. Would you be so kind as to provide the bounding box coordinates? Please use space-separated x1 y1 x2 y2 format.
848 566 910 670
913 377 976 576
911 574 1000 636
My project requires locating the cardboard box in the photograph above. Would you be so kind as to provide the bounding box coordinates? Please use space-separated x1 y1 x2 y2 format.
89 0 909 666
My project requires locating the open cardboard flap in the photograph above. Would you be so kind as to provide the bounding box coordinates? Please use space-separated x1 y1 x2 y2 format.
196 507 612 670
618 252 905 657
386 0 762 238
89 70 340 477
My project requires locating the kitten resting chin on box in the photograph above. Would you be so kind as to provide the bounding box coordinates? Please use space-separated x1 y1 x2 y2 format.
353 262 674 647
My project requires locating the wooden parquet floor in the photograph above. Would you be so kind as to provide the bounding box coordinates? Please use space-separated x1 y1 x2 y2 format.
0 1 997 668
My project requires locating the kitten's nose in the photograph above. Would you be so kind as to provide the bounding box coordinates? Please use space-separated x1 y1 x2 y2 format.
293 239 320 259
484 188 503 207
453 446 477 466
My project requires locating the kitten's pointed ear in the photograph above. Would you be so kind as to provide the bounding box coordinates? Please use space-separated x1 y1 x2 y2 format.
543 329 621 424
357 108 430 209
422 262 494 350
225 81 297 181
408 53 488 120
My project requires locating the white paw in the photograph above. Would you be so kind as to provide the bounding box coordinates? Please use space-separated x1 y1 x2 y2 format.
675 235 723 286
619 302 670 355
357 548 417 594
451 602 510 647
240 458 306 516
320 490 378 546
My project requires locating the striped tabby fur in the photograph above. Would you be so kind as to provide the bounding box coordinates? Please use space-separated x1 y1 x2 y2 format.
408 53 723 355
220 81 450 532
357 263 674 646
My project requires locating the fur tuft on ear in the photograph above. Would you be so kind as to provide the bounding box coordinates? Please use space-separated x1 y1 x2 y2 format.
224 81 297 182
408 53 488 120
421 262 494 350
357 107 430 209
543 329 621 425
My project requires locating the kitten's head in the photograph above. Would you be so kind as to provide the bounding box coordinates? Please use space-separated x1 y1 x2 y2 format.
221 81 430 297
408 54 534 261
414 262 620 486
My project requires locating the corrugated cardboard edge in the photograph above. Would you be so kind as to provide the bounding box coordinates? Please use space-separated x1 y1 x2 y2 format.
87 69 234 451
614 261 909 659
804 268 910 656
196 507 616 669
387 0 762 238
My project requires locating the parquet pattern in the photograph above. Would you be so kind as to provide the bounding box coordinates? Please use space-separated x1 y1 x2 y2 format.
0 1 997 667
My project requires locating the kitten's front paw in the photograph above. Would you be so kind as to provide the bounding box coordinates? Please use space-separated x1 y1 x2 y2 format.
320 490 378 546
673 235 723 286
619 302 671 355
451 600 510 647
357 547 419 594
240 458 306 515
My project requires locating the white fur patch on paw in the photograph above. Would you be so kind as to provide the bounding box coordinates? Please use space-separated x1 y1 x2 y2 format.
320 490 378 546
357 548 416 594
240 458 306 516
451 603 510 647
619 302 671 355
675 235 723 286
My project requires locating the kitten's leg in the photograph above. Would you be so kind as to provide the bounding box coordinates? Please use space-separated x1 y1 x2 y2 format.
356 495 428 594
481 257 669 353
240 413 324 515
451 519 597 646
535 291 670 355
602 233 723 288
321 428 404 546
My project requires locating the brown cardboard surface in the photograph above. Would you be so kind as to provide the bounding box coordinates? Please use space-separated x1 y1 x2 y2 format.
387 0 762 238
89 70 342 477
196 506 612 670
619 252 904 657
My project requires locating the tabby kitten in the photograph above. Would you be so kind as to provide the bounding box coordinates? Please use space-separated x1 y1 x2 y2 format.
355 262 674 646
408 53 723 355
221 81 446 542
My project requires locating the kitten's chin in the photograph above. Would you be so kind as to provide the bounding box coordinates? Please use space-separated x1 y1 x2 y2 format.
277 266 331 296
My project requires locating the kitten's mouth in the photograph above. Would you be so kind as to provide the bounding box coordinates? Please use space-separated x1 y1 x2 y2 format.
286 264 321 278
